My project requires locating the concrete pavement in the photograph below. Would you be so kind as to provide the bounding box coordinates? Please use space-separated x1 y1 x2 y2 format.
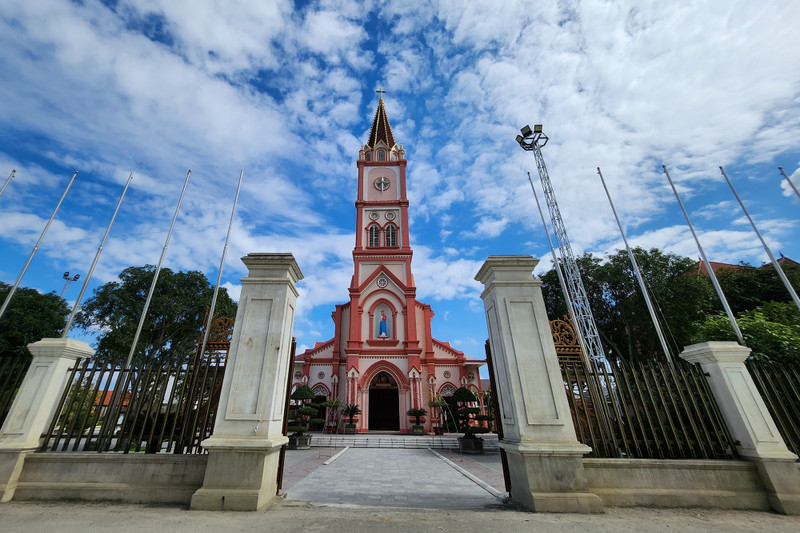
1 444 799 532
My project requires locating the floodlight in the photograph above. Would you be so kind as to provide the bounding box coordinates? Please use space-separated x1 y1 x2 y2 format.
533 125 543 134
520 125 533 137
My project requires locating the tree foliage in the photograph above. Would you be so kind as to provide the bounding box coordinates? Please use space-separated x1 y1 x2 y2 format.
693 302 800 362
75 265 237 367
288 385 321 435
715 263 800 314
452 386 491 439
539 248 716 362
0 282 69 358
539 248 800 363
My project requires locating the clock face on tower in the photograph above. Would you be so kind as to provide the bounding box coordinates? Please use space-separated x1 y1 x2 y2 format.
374 176 390 191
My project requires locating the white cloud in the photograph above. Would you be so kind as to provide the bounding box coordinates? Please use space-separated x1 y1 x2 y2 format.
781 164 800 200
1 0 799 356
464 216 509 239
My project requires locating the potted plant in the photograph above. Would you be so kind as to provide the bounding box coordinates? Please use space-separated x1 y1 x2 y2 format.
427 397 448 435
406 407 427 435
342 403 361 434
287 385 323 449
452 386 492 453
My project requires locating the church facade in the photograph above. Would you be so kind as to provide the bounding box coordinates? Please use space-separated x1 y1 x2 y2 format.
293 97 485 433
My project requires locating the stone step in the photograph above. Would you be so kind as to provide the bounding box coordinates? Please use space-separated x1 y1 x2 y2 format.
308 434 500 450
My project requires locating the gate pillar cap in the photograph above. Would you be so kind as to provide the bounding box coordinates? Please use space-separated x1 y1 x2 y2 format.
241 253 303 284
27 337 94 360
680 341 751 365
475 255 540 286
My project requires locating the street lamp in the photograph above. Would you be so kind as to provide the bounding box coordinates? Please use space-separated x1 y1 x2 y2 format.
60 271 80 298
516 124 547 150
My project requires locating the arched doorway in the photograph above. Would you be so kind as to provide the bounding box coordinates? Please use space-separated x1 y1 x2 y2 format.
368 371 399 431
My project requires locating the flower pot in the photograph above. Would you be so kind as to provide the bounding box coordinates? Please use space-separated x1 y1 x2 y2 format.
432 426 444 436
411 424 424 435
458 436 484 454
287 434 312 450
344 423 357 434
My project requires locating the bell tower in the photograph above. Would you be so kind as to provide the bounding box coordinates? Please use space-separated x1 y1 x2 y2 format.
345 94 420 362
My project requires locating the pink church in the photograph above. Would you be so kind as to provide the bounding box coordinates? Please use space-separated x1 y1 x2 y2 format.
293 97 485 433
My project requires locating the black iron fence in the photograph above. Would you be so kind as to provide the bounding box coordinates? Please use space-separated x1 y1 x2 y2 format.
560 358 738 460
746 359 800 457
40 315 234 454
0 355 32 428
41 350 227 453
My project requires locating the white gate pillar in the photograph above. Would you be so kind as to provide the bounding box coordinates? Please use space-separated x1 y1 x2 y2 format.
191 253 302 511
681 341 800 515
0 338 93 502
475 255 603 513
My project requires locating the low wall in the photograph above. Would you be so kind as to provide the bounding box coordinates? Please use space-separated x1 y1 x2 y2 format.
585 458 772 510
6 452 792 511
12 453 207 505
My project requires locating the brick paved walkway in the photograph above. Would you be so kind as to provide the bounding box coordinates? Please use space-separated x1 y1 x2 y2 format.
285 447 505 509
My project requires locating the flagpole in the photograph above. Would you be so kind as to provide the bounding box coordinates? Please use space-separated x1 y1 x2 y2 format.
779 167 800 201
597 167 673 364
0 171 78 320
62 173 134 337
0 169 15 202
662 165 744 345
720 166 800 314
124 170 192 369
197 170 245 360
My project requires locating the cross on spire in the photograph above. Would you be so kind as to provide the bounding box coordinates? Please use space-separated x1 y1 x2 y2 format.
376 87 386 99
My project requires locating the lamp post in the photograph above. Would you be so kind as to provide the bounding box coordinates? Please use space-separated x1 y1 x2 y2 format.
59 272 80 298
516 124 606 365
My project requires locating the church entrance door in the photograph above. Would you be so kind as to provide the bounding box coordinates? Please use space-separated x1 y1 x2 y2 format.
368 371 399 431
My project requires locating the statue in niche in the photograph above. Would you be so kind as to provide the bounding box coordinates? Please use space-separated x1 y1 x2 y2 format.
378 309 389 338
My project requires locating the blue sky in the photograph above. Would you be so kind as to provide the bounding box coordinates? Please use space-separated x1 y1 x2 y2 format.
1 1 799 364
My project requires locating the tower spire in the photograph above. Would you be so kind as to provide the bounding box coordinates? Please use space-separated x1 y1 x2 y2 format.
367 90 396 149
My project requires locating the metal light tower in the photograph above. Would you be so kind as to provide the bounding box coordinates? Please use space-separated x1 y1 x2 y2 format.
60 272 80 298
517 125 606 363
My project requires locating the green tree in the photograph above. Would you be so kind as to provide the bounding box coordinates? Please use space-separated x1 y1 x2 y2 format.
715 263 800 314
452 387 491 439
75 266 237 367
539 248 716 362
287 385 321 436
0 282 69 358
693 302 800 363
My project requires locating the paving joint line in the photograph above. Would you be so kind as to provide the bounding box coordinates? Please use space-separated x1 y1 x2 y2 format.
323 446 349 465
428 447 507 502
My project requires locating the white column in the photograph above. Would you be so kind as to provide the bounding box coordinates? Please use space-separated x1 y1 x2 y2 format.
191 253 302 511
681 341 800 515
0 338 93 502
475 255 603 513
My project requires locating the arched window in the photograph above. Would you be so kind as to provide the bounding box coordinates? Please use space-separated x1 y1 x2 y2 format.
385 224 397 247
368 224 380 247
378 151 385 161
365 152 371 161
392 152 398 161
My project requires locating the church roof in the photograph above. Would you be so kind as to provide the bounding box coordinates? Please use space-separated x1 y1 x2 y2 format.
366 97 396 149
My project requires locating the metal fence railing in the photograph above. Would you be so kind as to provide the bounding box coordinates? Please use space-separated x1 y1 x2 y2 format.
746 359 800 457
560 357 738 460
41 350 227 454
0 355 32 428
